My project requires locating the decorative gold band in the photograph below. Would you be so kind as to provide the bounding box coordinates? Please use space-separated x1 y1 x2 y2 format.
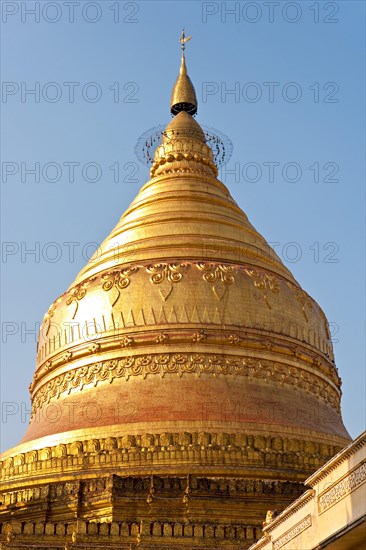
1 431 342 485
31 353 340 416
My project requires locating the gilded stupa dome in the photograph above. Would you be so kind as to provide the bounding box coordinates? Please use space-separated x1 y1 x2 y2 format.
2 37 349 484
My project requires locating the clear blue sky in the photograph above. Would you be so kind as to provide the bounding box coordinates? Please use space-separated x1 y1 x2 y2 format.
1 0 365 452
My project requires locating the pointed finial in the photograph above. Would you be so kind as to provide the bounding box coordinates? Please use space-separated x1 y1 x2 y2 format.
170 30 197 116
180 29 192 52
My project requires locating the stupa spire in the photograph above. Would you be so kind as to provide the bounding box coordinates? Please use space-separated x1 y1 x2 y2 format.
170 29 197 116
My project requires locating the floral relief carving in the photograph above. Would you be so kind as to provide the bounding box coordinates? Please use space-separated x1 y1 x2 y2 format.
199 359 215 375
245 269 280 309
273 515 312 549
143 361 159 377
61 351 73 363
120 336 134 348
162 359 179 376
45 360 52 371
172 354 187 364
189 354 205 373
88 342 100 354
318 463 366 513
227 334 240 345
147 263 189 284
146 263 190 301
197 263 236 300
66 284 87 319
155 332 169 344
102 267 139 307
42 302 57 336
260 339 274 351
192 330 207 343
66 278 96 319
286 281 313 321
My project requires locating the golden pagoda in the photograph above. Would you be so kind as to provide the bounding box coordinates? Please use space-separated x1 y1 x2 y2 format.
0 35 350 549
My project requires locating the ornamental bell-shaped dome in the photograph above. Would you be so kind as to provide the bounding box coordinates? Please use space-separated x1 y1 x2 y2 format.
2 37 350 481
